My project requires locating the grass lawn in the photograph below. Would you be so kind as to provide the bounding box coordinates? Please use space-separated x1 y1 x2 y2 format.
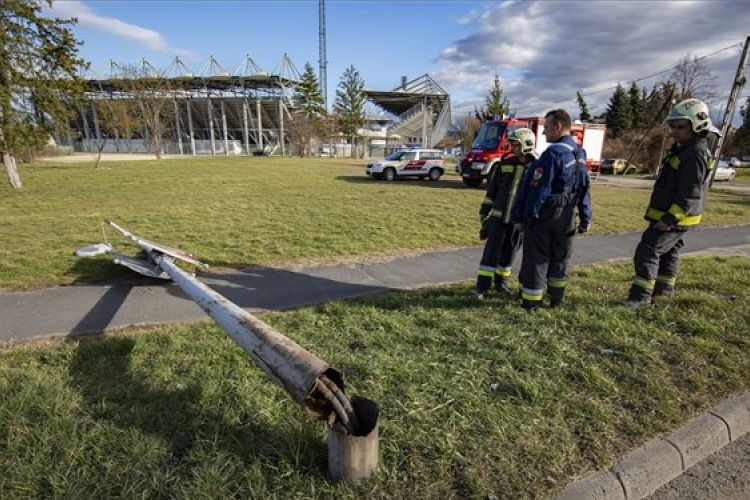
1 256 749 499
2 156 750 290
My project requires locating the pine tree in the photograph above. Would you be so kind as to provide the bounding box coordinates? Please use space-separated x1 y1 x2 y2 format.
477 74 510 120
576 91 592 122
1 0 86 188
293 63 326 119
629 82 644 129
605 84 632 138
333 65 366 157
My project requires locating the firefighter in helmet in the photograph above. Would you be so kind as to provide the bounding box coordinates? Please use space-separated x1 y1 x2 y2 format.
475 127 538 299
621 98 720 309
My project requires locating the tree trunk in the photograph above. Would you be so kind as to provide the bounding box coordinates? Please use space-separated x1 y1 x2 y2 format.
95 137 108 169
3 152 22 189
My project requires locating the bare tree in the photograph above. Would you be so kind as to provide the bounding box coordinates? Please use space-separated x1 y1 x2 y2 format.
453 113 482 152
667 54 718 104
90 98 140 167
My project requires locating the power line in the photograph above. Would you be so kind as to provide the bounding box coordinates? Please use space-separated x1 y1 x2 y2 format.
512 41 745 112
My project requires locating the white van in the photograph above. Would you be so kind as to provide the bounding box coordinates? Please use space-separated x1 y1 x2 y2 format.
366 148 445 181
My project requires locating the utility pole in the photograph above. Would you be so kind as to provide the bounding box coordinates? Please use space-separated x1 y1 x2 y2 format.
319 0 328 112
710 35 750 188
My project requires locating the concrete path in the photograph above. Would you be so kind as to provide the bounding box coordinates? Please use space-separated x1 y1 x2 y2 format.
2 224 750 500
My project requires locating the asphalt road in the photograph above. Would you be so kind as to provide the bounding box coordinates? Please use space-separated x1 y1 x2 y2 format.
646 432 750 500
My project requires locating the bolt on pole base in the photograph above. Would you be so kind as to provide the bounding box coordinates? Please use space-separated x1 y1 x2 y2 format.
327 395 379 486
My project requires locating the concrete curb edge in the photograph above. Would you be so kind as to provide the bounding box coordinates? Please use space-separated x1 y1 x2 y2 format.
554 390 750 500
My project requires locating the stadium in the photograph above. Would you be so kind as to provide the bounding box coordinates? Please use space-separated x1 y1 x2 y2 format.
67 54 451 158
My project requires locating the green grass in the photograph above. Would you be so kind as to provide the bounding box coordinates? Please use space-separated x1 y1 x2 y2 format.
2 156 749 290
1 256 749 499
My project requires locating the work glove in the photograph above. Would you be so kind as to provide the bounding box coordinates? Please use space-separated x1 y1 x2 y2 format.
577 224 590 234
479 217 489 241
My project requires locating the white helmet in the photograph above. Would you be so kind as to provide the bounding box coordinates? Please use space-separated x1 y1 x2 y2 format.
508 127 536 154
664 98 712 134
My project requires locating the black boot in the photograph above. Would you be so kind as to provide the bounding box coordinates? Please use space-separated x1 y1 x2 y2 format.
521 299 542 311
548 287 565 308
620 285 652 309
476 274 492 299
494 277 512 295
653 282 675 298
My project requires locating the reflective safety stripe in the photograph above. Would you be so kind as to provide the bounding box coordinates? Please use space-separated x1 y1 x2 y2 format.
495 267 511 277
667 155 680 170
632 276 655 290
489 208 504 218
478 265 495 277
547 277 567 288
482 197 493 206
656 275 677 286
500 164 516 174
646 207 702 226
521 287 545 301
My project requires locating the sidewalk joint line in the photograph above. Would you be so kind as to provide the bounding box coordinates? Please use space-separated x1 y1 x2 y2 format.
664 437 685 471
708 410 733 442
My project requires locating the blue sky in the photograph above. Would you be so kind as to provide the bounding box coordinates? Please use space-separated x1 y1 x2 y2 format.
49 0 750 124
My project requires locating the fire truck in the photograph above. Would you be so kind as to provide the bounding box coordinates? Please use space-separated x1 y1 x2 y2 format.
458 117 607 187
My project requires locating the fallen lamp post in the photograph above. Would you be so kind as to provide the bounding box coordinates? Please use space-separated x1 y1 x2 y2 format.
75 220 379 485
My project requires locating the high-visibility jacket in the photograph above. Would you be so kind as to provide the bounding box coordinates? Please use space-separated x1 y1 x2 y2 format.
645 136 712 229
480 153 535 224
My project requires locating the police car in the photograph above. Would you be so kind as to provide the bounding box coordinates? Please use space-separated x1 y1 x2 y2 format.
366 148 445 181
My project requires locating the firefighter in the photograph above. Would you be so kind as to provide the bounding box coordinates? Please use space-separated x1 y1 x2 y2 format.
475 128 539 299
512 109 592 310
621 98 719 309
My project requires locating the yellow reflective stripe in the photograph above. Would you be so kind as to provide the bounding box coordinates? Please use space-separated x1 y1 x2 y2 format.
489 208 504 218
504 164 526 224
668 155 680 170
656 275 677 285
495 267 511 277
646 207 663 220
647 207 702 226
632 277 655 290
667 204 701 225
478 265 495 277
500 164 515 174
547 278 566 288
521 287 544 301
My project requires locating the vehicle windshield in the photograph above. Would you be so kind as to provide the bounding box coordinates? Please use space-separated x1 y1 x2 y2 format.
471 123 506 150
385 151 416 161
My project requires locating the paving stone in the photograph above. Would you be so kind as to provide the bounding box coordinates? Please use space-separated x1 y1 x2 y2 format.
554 471 625 500
710 391 750 441
613 438 682 500
667 413 730 470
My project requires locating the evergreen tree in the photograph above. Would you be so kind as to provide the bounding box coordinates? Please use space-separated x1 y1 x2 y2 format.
605 84 632 138
292 63 326 119
629 82 645 129
1 0 86 188
477 74 510 120
333 65 366 157
576 91 592 122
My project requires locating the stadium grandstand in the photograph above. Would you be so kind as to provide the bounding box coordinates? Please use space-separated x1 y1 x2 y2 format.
64 54 450 157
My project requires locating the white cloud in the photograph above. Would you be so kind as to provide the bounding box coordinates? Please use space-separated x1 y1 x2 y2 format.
435 1 750 121
49 1 200 61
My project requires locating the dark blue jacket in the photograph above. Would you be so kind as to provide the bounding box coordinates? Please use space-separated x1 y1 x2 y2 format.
512 135 592 226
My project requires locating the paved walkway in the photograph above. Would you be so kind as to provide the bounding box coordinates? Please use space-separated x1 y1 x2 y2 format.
2 225 750 500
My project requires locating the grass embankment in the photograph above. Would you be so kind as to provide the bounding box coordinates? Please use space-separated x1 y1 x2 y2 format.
2 156 749 290
1 257 749 499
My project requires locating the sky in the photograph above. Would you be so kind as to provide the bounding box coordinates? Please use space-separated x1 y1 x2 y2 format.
47 0 750 126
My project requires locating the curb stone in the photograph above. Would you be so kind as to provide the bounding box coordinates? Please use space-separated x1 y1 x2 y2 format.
553 390 750 499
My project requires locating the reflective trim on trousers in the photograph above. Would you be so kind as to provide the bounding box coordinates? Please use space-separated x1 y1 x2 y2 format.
656 274 677 286
495 266 511 277
521 287 544 301
478 265 495 277
632 276 655 290
547 277 567 288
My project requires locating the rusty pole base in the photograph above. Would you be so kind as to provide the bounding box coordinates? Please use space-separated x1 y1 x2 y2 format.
327 396 379 486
